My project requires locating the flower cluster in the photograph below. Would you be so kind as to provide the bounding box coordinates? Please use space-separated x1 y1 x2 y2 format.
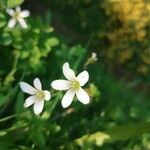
20 62 90 115
5 6 91 115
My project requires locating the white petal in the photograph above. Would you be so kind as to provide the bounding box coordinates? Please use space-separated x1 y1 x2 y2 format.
7 19 16 28
33 100 44 115
20 10 30 18
44 90 51 101
19 82 37 95
61 90 75 108
18 18 27 28
16 6 21 12
76 88 90 104
24 95 36 108
77 71 89 86
63 62 76 81
6 9 15 16
33 78 42 90
51 80 71 90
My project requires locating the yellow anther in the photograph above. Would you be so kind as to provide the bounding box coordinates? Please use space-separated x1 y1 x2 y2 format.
36 90 45 100
71 80 80 90
14 12 20 19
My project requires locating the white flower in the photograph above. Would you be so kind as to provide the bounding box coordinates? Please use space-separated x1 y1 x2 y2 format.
19 78 51 115
51 62 90 108
7 6 30 28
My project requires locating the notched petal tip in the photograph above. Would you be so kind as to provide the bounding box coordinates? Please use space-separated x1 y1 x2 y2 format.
62 62 70 71
33 78 42 90
62 62 76 80
63 62 69 67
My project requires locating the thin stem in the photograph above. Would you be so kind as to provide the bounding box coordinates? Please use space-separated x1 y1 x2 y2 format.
0 114 17 123
4 50 20 87
0 112 25 123
85 32 93 50
2 122 28 133
74 33 94 71
49 92 62 117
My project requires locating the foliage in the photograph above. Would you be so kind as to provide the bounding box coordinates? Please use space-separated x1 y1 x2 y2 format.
49 0 150 78
0 0 24 9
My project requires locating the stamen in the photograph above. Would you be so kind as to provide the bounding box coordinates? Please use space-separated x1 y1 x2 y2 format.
14 12 20 19
71 80 80 90
36 90 45 101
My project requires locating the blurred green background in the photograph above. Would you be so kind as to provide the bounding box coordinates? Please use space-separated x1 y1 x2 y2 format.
0 0 150 149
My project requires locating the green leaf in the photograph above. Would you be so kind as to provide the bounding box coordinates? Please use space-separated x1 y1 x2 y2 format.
0 13 6 28
0 0 7 10
31 128 46 147
45 37 59 49
106 122 150 141
7 0 24 8
75 122 150 146
89 83 101 98
0 94 6 107
0 32 12 45
15 91 24 113
0 131 7 136
76 132 110 146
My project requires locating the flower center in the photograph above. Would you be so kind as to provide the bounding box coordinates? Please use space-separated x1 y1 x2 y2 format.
71 80 80 90
14 12 20 19
36 90 45 101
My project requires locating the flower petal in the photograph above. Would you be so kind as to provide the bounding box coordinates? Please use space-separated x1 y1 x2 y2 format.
63 62 76 81
33 78 42 90
6 9 15 16
18 18 27 28
76 88 90 104
61 90 75 108
16 6 21 12
7 19 16 28
24 95 36 108
44 90 51 101
20 10 30 18
51 80 71 90
19 81 37 95
77 71 89 86
33 100 44 115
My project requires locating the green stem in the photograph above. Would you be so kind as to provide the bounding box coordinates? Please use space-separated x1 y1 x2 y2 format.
4 51 20 87
85 32 93 50
2 122 28 133
0 114 17 123
75 33 94 71
0 112 25 123
48 92 62 117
